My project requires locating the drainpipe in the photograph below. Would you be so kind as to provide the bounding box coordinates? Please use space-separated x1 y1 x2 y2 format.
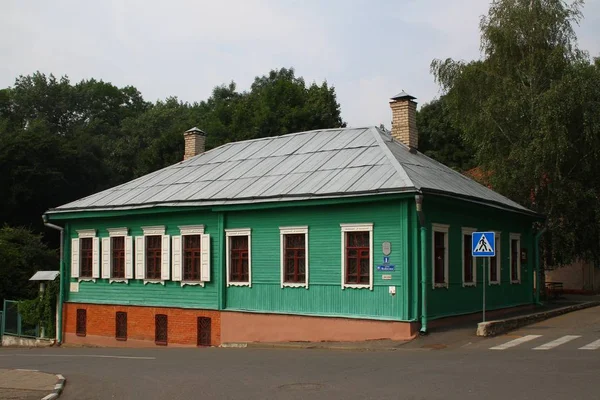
42 215 64 345
415 194 428 335
535 227 546 305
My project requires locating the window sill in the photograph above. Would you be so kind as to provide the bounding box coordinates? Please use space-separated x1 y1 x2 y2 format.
489 281 501 286
282 282 308 289
109 279 128 284
433 283 448 289
228 281 251 287
78 278 96 283
342 283 372 290
181 281 205 287
511 280 521 284
462 282 476 287
143 280 165 285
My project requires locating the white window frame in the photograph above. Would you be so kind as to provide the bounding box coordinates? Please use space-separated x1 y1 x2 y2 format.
510 233 521 284
340 223 373 290
103 228 132 284
226 228 252 287
489 231 501 285
139 226 169 285
432 223 450 289
461 227 477 287
72 229 98 282
174 225 206 287
280 226 309 289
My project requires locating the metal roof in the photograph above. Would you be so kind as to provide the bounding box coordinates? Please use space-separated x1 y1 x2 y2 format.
48 126 533 215
30 271 60 281
390 91 416 101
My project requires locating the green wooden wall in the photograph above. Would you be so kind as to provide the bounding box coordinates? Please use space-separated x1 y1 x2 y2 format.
420 196 536 320
223 199 410 320
65 210 221 310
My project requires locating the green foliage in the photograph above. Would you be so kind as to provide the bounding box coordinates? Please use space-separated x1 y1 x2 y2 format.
430 0 600 265
416 97 475 171
0 226 57 304
18 280 58 338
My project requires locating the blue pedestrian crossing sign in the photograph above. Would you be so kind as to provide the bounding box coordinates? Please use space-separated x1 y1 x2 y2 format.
472 232 495 257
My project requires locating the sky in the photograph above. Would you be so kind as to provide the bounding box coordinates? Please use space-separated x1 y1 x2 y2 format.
1 0 599 127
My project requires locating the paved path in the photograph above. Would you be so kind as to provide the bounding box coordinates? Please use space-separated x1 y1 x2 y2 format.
0 368 58 400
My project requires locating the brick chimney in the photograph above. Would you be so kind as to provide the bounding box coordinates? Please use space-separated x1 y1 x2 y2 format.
183 127 207 160
389 91 418 150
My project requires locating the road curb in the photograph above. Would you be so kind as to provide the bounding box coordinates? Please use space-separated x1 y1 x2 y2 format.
41 373 66 400
477 301 600 337
221 341 409 351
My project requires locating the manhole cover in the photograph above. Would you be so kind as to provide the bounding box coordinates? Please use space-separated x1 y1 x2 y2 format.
278 383 324 391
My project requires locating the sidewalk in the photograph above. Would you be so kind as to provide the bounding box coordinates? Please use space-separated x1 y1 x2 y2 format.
235 295 600 351
0 369 65 400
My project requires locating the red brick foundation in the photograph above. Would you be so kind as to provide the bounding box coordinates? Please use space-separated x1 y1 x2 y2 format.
63 303 221 347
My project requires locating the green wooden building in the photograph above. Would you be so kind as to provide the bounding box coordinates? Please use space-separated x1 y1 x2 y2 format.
44 93 542 347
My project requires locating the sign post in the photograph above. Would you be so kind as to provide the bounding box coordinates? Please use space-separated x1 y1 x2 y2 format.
472 232 495 323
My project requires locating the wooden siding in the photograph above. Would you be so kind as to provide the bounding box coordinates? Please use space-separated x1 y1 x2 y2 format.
65 211 220 310
224 200 409 320
422 196 535 320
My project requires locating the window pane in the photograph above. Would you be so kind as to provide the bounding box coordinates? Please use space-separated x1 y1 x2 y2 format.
146 236 162 279
283 234 306 283
463 234 473 282
511 239 519 280
80 238 93 278
434 232 446 284
345 231 370 285
111 236 125 279
183 235 201 281
230 236 249 282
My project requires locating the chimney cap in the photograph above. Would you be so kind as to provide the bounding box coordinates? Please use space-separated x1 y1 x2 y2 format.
184 127 207 136
390 91 416 101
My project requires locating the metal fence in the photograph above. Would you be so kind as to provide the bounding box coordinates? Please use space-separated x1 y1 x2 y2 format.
2 300 39 338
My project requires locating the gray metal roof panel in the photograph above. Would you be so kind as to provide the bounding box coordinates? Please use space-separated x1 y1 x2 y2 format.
50 126 533 215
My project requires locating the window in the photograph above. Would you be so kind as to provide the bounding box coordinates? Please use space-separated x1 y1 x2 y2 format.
280 226 308 288
80 238 93 278
462 228 476 286
155 314 168 345
510 233 521 283
226 229 251 286
197 317 211 347
111 237 125 279
432 224 449 288
116 312 127 341
341 223 373 290
76 309 87 337
136 226 169 283
490 232 501 284
146 236 162 280
71 230 99 280
183 235 201 281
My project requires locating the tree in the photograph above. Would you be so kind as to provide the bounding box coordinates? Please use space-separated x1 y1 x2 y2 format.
0 226 57 304
417 97 475 171
431 0 600 265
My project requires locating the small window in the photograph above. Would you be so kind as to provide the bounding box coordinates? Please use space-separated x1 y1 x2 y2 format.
510 234 521 283
490 233 501 284
76 309 87 337
432 224 449 288
155 314 168 345
80 238 93 278
280 227 308 288
341 223 373 289
226 229 251 286
146 235 162 280
462 228 476 286
197 317 211 347
111 237 125 279
183 235 201 281
116 311 127 341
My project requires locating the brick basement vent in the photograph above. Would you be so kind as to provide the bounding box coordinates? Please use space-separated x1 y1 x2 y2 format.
155 314 168 345
76 309 87 337
115 312 127 341
197 317 211 346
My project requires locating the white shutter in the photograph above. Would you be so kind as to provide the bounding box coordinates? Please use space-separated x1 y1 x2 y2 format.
71 238 80 278
101 237 111 279
92 237 100 278
135 236 145 280
172 235 182 281
125 236 134 279
200 234 211 282
161 235 171 280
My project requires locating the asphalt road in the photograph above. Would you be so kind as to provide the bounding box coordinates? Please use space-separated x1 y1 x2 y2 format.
0 306 598 400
